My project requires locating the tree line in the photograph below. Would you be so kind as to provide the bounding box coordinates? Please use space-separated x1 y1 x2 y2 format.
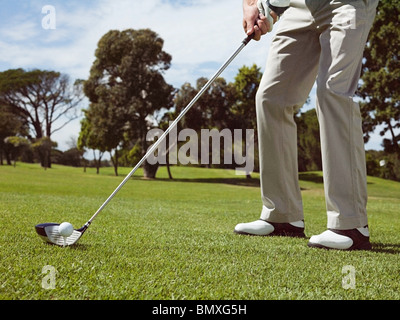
0 0 399 181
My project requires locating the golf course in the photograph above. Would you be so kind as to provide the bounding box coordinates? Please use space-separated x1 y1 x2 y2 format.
0 163 399 300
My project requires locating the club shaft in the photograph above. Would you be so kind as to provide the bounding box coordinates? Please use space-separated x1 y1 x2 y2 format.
86 35 253 226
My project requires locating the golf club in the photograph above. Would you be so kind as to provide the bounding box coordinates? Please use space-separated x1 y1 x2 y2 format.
35 33 255 247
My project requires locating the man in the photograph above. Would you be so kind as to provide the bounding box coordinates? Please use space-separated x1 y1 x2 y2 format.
234 0 379 250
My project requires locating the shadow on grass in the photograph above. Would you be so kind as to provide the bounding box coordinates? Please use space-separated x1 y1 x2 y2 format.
298 172 324 184
70 243 91 250
41 242 91 250
154 177 261 188
140 173 326 189
371 242 400 255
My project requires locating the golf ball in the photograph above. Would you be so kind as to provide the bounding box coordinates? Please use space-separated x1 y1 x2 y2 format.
58 222 74 237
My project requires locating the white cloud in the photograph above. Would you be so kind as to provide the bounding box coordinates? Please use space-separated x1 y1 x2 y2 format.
0 0 271 83
0 20 39 41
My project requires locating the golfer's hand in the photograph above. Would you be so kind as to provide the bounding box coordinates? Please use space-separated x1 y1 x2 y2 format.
243 0 277 41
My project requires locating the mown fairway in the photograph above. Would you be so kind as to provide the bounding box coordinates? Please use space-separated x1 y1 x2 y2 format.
0 163 399 300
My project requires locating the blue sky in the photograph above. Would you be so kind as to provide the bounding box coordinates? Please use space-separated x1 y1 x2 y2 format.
0 0 384 151
0 0 257 85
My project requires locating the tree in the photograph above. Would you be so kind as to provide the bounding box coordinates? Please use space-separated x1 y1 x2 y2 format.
0 69 83 168
77 115 106 174
173 77 235 130
56 148 83 167
230 64 262 132
0 105 29 165
32 137 57 170
231 65 263 176
365 150 400 181
170 77 236 170
55 136 84 168
3 136 31 167
197 77 235 130
357 0 400 159
167 66 262 175
172 82 200 130
295 108 322 172
83 29 174 177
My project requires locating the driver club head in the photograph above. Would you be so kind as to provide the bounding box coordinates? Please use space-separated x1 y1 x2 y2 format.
35 223 88 247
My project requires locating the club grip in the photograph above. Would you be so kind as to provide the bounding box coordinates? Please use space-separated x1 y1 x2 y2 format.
243 33 255 45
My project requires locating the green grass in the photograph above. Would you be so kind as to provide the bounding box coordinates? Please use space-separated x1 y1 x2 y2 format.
0 163 399 300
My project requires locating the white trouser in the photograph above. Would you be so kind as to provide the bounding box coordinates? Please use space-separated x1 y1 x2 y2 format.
256 0 378 229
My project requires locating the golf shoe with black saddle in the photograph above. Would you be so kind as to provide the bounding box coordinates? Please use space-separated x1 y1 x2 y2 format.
234 219 306 238
308 226 372 250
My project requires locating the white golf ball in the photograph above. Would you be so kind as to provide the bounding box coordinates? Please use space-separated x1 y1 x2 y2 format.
58 222 74 237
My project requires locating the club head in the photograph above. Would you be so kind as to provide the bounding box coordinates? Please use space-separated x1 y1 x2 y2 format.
35 223 88 247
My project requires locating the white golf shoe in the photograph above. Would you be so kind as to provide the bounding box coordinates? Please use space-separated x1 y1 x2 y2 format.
234 219 305 238
308 226 372 250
